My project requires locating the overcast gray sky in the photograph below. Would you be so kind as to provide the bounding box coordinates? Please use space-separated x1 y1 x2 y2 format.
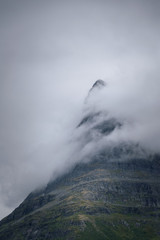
0 0 160 219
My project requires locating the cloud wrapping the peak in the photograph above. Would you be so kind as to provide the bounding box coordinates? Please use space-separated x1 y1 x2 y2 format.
85 70 160 152
0 0 160 219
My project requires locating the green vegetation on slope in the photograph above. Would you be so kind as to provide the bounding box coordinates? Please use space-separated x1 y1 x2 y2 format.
0 153 160 240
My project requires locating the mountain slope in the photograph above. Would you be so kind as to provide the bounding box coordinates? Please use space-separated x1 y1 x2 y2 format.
0 80 160 240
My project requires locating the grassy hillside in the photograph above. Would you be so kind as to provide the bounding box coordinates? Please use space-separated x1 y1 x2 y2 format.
0 151 160 240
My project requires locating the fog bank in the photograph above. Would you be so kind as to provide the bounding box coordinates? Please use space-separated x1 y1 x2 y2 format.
0 0 160 219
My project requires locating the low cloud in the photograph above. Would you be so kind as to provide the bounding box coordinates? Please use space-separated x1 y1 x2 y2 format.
0 0 160 220
86 68 160 153
0 69 160 220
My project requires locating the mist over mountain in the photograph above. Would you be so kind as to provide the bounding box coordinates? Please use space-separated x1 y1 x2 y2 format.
0 75 160 221
0 80 160 240
0 0 160 225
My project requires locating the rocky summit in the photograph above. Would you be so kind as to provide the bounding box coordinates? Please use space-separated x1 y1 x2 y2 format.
0 81 160 240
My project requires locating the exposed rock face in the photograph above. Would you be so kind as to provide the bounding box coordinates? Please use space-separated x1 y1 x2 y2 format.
90 79 106 91
0 80 160 240
85 79 106 103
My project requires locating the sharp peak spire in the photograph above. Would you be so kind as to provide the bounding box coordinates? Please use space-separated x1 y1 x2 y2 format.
84 79 106 104
92 79 106 88
89 79 106 93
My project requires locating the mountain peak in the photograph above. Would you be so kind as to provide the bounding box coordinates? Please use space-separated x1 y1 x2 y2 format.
92 79 106 89
84 79 106 104
0 78 160 240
